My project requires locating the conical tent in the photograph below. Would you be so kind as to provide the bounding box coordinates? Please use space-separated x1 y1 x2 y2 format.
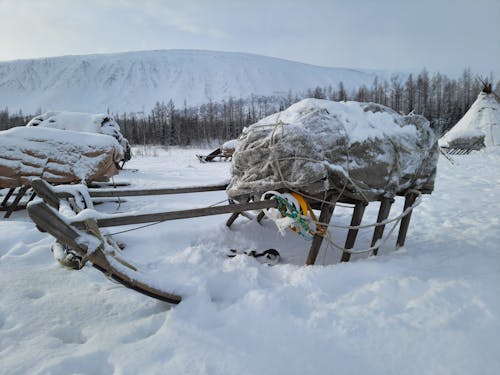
439 90 500 150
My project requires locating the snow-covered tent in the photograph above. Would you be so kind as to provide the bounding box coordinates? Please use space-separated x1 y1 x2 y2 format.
26 111 131 162
439 89 500 150
228 99 439 202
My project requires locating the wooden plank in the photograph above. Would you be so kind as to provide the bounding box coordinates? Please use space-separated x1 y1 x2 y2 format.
370 197 394 256
340 202 367 262
4 185 28 218
31 179 61 209
27 201 84 251
87 183 228 198
306 201 336 265
396 192 418 248
82 199 278 228
88 181 131 188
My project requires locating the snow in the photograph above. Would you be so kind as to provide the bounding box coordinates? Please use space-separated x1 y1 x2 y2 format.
26 111 131 159
440 92 500 148
0 50 397 113
0 146 499 375
0 127 123 187
221 139 238 151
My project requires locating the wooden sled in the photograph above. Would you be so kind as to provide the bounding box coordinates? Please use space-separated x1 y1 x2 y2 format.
28 178 425 305
28 179 276 305
196 148 233 162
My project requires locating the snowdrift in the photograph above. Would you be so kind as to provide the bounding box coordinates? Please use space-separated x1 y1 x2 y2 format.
0 127 123 188
27 111 131 162
439 91 500 149
228 99 439 202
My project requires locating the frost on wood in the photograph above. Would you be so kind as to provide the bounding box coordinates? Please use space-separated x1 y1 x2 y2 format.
26 111 131 162
227 99 439 201
0 127 123 188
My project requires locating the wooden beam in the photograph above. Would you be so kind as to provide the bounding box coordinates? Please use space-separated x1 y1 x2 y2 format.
370 197 394 256
80 199 278 228
27 201 84 251
396 192 418 248
306 201 336 265
87 183 228 198
340 202 367 262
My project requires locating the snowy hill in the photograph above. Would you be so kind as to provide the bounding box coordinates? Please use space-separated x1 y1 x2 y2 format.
440 91 500 148
0 50 389 114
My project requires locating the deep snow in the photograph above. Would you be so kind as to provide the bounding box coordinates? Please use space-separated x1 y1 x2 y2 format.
0 146 499 375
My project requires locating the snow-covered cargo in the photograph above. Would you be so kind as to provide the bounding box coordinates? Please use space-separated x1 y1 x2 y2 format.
439 91 500 150
0 127 123 188
228 99 439 202
221 139 238 154
26 111 131 162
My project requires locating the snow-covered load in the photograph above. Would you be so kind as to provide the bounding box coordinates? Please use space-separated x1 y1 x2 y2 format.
0 127 123 188
439 91 500 150
221 139 237 157
227 99 439 202
26 111 131 162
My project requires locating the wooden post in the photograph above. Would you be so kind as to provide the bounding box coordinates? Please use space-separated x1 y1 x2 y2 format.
76 200 278 228
226 212 240 227
1 188 15 207
340 201 367 262
370 197 394 256
256 211 266 223
4 185 29 218
396 192 418 248
226 198 248 227
306 200 335 265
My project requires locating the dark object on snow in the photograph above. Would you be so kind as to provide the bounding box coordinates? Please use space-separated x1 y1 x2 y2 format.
227 248 280 266
197 139 237 162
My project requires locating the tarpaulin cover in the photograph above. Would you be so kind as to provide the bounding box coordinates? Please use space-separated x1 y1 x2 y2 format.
227 99 439 202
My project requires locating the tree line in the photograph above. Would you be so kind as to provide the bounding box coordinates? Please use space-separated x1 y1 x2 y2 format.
1 68 498 146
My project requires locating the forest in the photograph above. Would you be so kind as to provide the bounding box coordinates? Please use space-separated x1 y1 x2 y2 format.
1 68 498 146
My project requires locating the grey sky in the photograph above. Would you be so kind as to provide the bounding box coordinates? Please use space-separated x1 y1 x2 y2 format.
0 0 498 76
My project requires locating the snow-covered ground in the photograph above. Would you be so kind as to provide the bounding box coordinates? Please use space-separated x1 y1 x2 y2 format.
0 146 499 375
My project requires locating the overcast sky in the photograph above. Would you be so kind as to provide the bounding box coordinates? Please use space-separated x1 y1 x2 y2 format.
0 0 498 76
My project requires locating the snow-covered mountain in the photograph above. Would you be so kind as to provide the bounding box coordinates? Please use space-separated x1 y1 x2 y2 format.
0 50 389 114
